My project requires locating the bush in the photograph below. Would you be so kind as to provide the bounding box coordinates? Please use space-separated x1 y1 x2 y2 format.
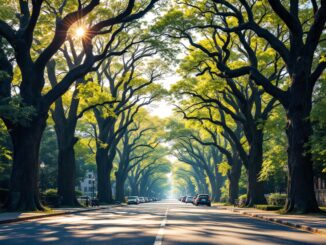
43 189 83 207
238 194 247 207
255 204 283 211
43 189 60 207
75 190 83 197
44 188 57 197
267 193 287 206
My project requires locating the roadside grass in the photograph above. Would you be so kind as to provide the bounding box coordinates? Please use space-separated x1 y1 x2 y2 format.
254 204 282 211
277 207 326 216
212 202 230 206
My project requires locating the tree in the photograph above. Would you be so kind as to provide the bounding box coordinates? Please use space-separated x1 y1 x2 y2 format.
89 47 165 203
155 0 326 213
115 112 160 201
0 0 159 211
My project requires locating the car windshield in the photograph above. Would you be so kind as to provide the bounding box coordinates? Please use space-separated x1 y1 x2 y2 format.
199 195 209 198
128 196 137 200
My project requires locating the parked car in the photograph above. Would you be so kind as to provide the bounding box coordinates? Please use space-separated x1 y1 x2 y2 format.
185 196 193 203
194 194 211 206
127 196 140 205
139 197 145 203
192 194 198 204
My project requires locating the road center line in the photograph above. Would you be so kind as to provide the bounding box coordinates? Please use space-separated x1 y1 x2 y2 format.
153 208 169 245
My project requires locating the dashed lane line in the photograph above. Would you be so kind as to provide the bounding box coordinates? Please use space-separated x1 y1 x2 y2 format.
153 208 169 245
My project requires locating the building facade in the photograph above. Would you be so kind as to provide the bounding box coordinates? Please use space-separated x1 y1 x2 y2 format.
315 176 326 206
78 170 97 198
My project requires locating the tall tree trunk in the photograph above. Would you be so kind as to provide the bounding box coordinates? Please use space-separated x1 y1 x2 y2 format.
131 184 139 196
96 148 112 203
115 171 126 202
284 81 318 213
5 116 47 211
228 158 242 204
207 172 219 202
129 176 139 195
246 130 266 206
57 133 79 206
214 166 224 201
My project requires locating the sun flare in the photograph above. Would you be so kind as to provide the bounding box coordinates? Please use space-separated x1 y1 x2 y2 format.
75 27 86 38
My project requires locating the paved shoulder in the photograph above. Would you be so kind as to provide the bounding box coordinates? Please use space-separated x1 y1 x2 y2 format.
161 203 326 245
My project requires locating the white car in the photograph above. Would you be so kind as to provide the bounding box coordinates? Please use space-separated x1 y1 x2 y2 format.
127 196 140 205
138 197 145 203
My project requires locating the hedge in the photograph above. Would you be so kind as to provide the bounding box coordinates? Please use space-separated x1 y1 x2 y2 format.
267 193 287 206
255 204 283 211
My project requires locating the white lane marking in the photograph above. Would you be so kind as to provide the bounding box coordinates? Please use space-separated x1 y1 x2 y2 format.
153 208 169 245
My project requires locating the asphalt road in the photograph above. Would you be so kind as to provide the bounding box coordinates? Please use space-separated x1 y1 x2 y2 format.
0 200 325 245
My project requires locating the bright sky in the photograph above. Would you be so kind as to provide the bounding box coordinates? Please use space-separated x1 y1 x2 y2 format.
146 73 181 118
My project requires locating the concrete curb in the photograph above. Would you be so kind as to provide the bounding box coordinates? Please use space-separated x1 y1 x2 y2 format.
0 205 119 225
215 206 326 237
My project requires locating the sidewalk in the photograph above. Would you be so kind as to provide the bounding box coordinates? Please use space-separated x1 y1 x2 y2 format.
215 204 326 236
0 205 116 224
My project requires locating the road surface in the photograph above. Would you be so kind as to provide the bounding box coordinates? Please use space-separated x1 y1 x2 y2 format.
0 200 325 244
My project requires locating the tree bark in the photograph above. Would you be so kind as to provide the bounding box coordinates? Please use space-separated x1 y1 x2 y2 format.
96 148 113 203
131 184 139 196
115 171 126 202
284 80 319 213
207 172 219 202
5 116 47 211
246 130 266 206
56 133 79 206
228 158 242 204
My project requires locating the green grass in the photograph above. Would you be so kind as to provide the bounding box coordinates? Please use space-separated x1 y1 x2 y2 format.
212 202 229 206
254 204 283 211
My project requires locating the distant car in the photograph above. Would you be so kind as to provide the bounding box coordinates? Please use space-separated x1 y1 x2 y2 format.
127 196 139 205
194 194 211 206
139 197 145 203
192 194 198 204
144 197 149 202
185 196 193 203
181 196 187 202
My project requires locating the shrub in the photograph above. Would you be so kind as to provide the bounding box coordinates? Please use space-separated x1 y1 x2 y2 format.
43 189 60 207
255 204 283 211
75 190 83 197
267 193 287 206
44 188 57 197
238 194 247 207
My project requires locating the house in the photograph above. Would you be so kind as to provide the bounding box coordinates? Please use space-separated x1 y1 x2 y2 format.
78 170 97 198
315 176 326 206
